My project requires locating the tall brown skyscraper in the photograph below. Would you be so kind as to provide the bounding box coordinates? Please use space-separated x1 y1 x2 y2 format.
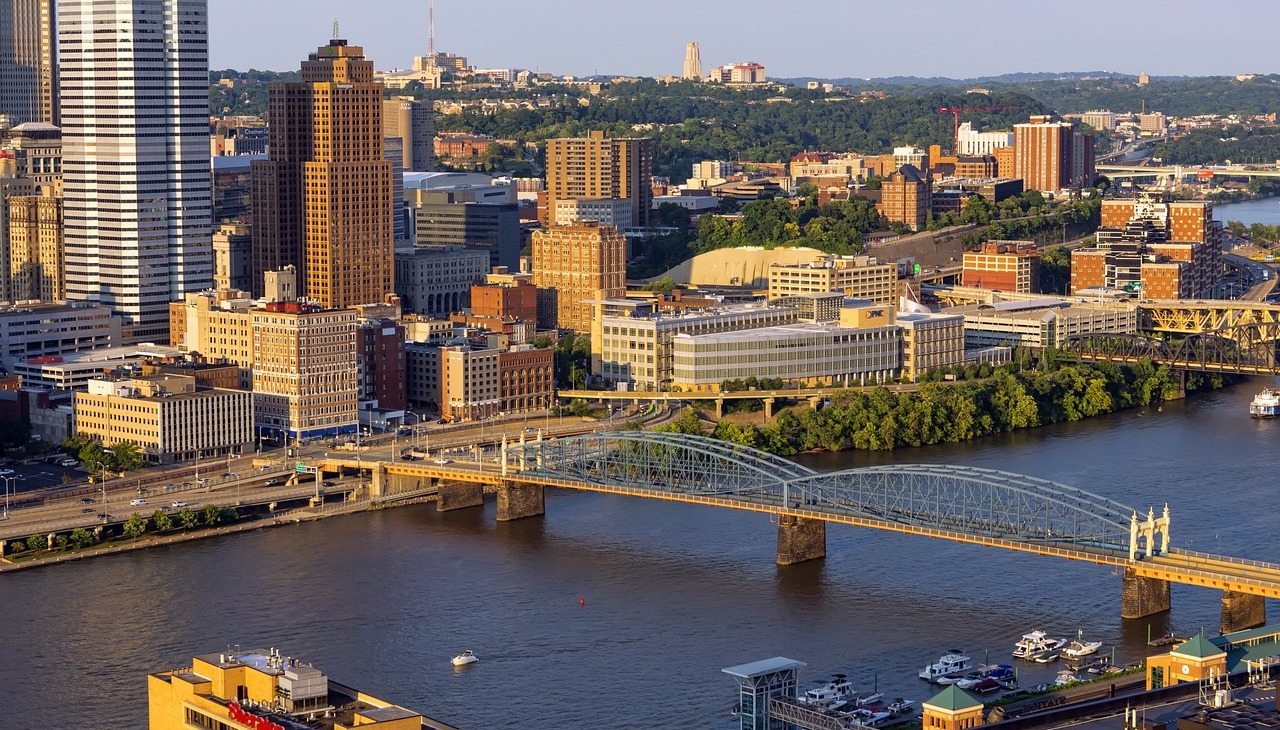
0 0 57 126
251 37 394 307
545 131 654 228
530 221 626 334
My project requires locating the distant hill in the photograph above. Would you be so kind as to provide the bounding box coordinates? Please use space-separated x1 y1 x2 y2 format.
780 71 1145 87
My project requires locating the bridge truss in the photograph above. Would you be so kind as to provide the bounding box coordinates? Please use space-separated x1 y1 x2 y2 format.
508 432 1136 551
1062 328 1280 374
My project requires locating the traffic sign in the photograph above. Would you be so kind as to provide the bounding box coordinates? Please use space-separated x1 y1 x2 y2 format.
295 461 306 473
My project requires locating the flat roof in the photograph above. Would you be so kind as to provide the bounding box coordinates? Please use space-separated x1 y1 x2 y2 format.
359 706 419 722
675 322 888 344
723 657 806 678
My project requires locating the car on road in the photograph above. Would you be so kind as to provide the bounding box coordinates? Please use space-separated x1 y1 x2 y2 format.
97 512 110 520
396 428 413 436
197 478 209 484
400 454 419 461
163 483 177 490
80 497 95 504
322 480 336 487
129 498 147 507
82 508 94 514
258 465 271 471
0 468 13 475
170 500 187 508
434 459 452 465
181 481 192 487
264 479 279 486
221 473 236 479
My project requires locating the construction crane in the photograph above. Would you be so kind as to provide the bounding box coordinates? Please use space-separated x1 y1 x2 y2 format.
938 106 1025 154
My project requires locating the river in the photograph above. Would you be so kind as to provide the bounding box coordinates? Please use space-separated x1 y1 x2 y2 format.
3 380 1278 729
1215 197 1280 227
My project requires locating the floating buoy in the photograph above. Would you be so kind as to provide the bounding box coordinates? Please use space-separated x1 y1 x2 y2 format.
580 596 585 606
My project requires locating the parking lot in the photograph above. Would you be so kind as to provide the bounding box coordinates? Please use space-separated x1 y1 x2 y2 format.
1 459 87 496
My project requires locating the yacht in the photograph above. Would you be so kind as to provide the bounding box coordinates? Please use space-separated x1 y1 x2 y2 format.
1063 639 1103 659
450 650 478 666
887 699 916 715
1055 670 1078 687
800 674 856 707
1013 631 1065 659
1251 388 1280 418
919 651 973 682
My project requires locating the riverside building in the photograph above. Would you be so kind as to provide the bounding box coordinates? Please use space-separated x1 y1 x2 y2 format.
148 646 447 730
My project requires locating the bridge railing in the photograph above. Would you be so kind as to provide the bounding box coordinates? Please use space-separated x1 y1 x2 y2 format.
1167 547 1280 572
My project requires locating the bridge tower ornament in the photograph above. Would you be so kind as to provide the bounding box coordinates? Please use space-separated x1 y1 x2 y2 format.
1129 505 1171 561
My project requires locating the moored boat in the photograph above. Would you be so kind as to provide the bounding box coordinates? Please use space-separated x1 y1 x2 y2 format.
919 651 972 682
1251 388 1280 418
1013 631 1066 659
1063 639 1103 659
1033 650 1060 663
800 674 856 707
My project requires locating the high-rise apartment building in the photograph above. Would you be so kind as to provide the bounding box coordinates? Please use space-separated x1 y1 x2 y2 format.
251 37 394 307
60 0 213 343
545 131 654 228
682 42 702 80
880 164 932 232
530 222 626 334
1013 115 1095 192
768 254 898 305
0 0 57 126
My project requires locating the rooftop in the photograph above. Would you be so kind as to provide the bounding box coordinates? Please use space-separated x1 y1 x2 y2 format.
722 656 806 679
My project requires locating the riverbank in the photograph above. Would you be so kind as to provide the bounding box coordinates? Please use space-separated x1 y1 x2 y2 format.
668 358 1237 455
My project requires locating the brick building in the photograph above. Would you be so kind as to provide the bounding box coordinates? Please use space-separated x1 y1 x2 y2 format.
962 240 1039 293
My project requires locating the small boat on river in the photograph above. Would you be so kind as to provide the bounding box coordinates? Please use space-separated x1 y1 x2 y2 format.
1251 388 1280 418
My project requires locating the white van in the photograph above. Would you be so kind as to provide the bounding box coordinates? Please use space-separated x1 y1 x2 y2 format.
129 498 147 507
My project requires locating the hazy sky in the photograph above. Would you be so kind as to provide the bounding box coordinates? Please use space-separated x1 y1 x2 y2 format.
211 0 1279 80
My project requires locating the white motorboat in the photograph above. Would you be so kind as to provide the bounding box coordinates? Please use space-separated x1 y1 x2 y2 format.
887 699 916 715
451 650 478 666
1063 639 1103 659
800 674 856 707
1055 670 1078 687
1012 631 1065 659
919 651 972 682
1033 650 1060 664
1251 388 1280 418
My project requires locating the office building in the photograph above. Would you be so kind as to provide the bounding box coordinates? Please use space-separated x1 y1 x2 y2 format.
357 316 406 415
955 123 1013 156
408 196 520 270
0 301 119 367
60 0 213 343
0 0 56 126
73 374 252 464
957 298 1138 350
394 245 489 316
682 41 702 80
708 62 766 84
148 646 448 730
6 190 61 300
212 223 252 292
553 197 634 230
768 254 898 304
1013 115 1095 192
962 240 1039 293
439 343 499 421
251 36 393 306
211 154 261 224
498 345 554 414
880 164 931 232
530 222 626 333
545 131 654 227
672 322 900 391
897 312 965 383
596 301 800 390
251 301 358 441
1080 110 1116 132
169 289 256 388
382 96 434 172
12 343 178 390
472 270 536 322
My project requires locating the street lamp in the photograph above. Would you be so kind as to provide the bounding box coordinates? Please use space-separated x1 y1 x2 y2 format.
0 475 14 518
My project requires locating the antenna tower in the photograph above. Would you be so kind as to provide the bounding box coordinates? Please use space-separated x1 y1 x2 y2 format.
428 0 435 55
332 18 339 40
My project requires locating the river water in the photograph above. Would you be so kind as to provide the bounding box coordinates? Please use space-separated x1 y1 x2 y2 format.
3 381 1279 729
1215 197 1280 227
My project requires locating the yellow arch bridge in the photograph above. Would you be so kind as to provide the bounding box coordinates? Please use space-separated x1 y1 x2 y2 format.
339 432 1276 634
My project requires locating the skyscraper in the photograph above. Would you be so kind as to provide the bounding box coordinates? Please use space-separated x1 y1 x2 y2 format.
682 41 702 80
252 37 394 308
60 0 212 343
1013 115 1094 193
0 0 57 126
531 221 626 334
545 131 654 228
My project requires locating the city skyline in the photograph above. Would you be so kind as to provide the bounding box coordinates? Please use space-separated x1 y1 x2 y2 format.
209 0 1280 80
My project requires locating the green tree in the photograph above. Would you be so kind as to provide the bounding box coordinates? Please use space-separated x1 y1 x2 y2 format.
110 441 145 472
122 513 148 539
67 528 95 550
660 407 704 435
151 509 173 532
79 442 109 475
25 533 47 551
178 507 200 529
203 505 223 527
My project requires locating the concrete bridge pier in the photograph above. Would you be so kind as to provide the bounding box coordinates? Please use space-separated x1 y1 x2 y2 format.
1121 567 1171 619
369 463 385 499
497 480 544 521
776 515 826 565
1220 590 1267 634
808 395 824 412
437 481 483 512
714 398 725 419
763 397 776 419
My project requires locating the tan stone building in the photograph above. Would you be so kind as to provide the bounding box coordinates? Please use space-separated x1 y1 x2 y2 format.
531 221 626 333
768 254 898 304
7 191 62 301
170 289 256 389
251 37 393 306
897 312 965 382
545 131 654 227
251 302 358 441
73 374 252 464
212 223 251 292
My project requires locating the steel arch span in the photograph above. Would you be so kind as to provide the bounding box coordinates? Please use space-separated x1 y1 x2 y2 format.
506 432 1136 551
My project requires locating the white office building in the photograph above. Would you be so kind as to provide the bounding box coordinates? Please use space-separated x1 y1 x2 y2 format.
59 0 213 343
956 122 1015 156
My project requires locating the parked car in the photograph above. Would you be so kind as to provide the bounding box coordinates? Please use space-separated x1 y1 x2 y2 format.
59 459 80 468
0 468 14 476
